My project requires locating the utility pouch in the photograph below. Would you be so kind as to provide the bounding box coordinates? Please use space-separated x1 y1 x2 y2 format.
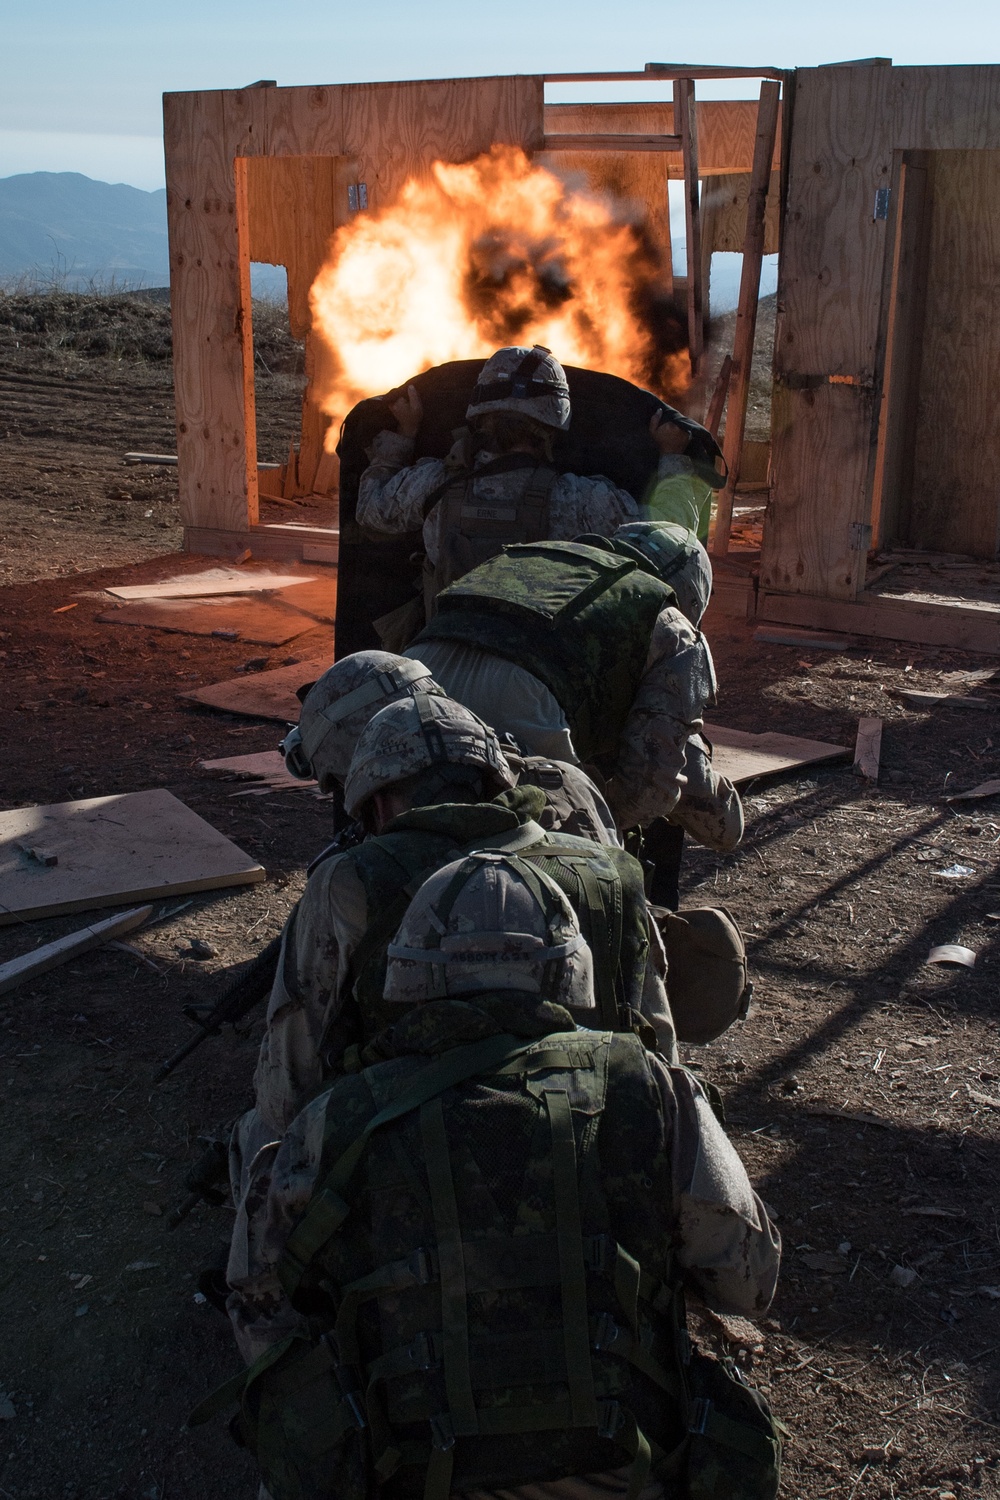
684 1349 782 1500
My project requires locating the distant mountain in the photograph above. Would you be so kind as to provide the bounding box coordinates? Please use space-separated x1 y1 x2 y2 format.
0 172 169 289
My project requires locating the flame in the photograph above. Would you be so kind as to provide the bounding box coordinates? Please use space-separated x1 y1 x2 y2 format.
309 145 688 445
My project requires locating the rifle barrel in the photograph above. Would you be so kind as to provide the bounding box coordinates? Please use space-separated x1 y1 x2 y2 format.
152 932 283 1084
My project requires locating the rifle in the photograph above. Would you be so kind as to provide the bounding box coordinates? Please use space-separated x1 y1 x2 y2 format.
153 817 366 1084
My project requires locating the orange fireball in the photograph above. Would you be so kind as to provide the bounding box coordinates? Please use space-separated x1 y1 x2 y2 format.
309 145 687 446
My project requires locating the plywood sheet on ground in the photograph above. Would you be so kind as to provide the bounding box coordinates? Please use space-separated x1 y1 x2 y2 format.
104 568 317 600
270 577 337 624
199 751 317 790
0 790 265 924
97 597 316 646
180 658 328 721
705 724 849 785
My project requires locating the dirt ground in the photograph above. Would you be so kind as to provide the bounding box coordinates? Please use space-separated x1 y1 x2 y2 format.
2 298 1000 1500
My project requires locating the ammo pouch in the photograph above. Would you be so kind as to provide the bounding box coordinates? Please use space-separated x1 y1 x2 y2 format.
654 906 751 1046
684 1347 782 1499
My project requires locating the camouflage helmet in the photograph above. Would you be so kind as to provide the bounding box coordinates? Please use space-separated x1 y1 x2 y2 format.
343 692 515 817
384 851 595 1008
611 520 713 627
465 345 571 432
281 651 445 793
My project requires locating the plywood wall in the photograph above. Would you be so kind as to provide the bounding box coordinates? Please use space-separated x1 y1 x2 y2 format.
165 76 545 536
762 64 1000 600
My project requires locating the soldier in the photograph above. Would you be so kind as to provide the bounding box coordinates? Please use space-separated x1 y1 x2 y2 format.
282 649 620 847
255 693 673 1138
403 520 743 848
212 853 781 1500
355 344 692 619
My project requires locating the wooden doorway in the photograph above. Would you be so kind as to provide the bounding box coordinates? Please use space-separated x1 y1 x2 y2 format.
873 148 1000 559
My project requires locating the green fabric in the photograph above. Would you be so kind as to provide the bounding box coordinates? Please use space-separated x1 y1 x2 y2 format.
644 471 714 544
343 799 650 1057
413 539 673 761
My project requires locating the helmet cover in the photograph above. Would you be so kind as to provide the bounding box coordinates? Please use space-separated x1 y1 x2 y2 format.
612 520 713 627
466 345 571 432
384 851 595 1008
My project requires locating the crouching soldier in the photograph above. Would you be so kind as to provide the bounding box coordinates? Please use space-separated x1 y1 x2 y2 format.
282 649 621 849
201 853 781 1500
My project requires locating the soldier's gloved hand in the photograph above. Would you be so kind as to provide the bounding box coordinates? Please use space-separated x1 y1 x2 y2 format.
650 408 689 456
390 384 423 439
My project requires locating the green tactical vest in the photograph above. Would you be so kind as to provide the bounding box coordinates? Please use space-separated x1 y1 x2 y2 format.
413 539 674 762
325 798 650 1068
192 1019 782 1500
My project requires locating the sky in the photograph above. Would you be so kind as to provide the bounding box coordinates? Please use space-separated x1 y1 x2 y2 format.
3 0 1000 191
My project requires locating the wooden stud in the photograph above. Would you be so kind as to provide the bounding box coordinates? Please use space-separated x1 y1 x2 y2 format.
853 716 882 781
0 906 154 998
674 78 704 374
542 133 681 152
711 79 782 558
704 355 733 438
543 100 782 178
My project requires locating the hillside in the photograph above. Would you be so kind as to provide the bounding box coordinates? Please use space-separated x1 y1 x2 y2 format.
0 172 170 288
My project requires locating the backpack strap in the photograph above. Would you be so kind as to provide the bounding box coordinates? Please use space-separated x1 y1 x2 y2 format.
278 1032 540 1299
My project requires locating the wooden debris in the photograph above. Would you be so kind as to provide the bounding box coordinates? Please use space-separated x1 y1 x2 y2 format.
105 568 315 601
803 1104 893 1130
179 657 328 722
967 1087 1000 1110
893 688 991 709
706 724 849 786
124 452 178 465
945 779 1000 803
853 716 882 782
0 905 153 997
0 790 264 924
199 751 317 791
16 842 58 867
901 1206 966 1219
97 598 316 647
754 625 855 650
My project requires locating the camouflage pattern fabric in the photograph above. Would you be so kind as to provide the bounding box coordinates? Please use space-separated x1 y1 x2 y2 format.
220 997 780 1499
415 540 673 763
508 755 620 846
665 735 743 853
357 429 640 566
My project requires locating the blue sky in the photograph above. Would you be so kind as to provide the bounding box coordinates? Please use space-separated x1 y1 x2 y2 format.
3 0 999 190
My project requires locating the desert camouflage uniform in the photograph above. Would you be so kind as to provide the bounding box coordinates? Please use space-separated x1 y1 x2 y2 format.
667 732 744 852
356 431 643 561
227 995 780 1370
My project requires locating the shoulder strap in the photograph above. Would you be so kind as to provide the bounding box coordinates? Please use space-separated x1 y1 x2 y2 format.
278 1031 540 1298
518 465 558 542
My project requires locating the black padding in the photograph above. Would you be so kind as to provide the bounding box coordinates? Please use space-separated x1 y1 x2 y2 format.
334 360 710 659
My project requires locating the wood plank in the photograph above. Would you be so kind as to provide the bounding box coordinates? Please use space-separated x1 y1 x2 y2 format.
757 587 1000 652
200 750 317 790
164 90 254 534
542 133 681 152
97 597 317 646
180 658 329 721
704 723 849 785
0 906 153 998
704 354 732 436
543 100 782 177
105 568 317 600
0 791 264 925
853 716 882 781
675 78 704 372
699 170 780 309
712 81 782 556
907 149 1000 557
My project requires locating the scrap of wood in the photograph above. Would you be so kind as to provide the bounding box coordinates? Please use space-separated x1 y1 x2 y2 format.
16 842 58 867
199 751 317 790
968 1087 1000 1110
97 597 317 647
179 657 328 722
0 905 153 997
0 790 264 925
704 723 849 786
124 452 178 465
893 688 991 709
945 779 1000 803
853 716 882 782
754 625 854 650
926 944 976 968
105 567 316 601
901 1206 966 1219
704 355 733 439
803 1104 894 1130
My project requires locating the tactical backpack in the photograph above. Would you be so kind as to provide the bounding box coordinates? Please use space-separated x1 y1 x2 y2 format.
330 821 651 1064
191 1028 781 1500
